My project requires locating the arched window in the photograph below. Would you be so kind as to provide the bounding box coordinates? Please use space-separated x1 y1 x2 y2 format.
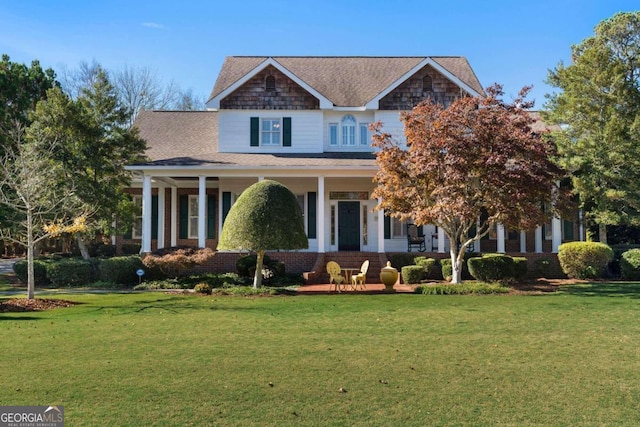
341 115 356 146
422 75 433 92
265 75 276 92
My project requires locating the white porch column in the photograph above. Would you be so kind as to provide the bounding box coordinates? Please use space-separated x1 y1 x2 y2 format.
377 198 385 253
520 231 527 253
552 217 562 253
157 187 165 249
317 176 325 253
437 226 445 253
142 175 152 253
496 223 505 253
198 176 206 248
535 226 543 253
170 187 177 247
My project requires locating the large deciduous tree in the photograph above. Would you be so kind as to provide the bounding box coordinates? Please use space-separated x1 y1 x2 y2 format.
0 123 86 298
372 84 568 284
217 180 308 288
545 11 640 243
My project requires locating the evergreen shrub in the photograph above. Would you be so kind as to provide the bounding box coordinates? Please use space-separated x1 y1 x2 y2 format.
99 256 144 285
401 265 424 284
414 257 441 280
557 242 613 279
467 254 515 282
13 259 50 286
620 249 640 280
46 258 95 287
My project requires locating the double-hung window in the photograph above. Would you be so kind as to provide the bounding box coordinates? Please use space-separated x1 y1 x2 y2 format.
261 119 281 146
329 123 338 146
359 123 370 146
188 195 200 239
132 195 143 239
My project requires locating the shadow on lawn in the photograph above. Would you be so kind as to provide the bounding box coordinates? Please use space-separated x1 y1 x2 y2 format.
559 282 640 298
92 295 266 314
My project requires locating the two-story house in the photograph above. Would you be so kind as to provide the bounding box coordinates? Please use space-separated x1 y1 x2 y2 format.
124 56 580 276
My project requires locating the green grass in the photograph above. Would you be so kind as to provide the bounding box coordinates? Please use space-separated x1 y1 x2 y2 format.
2 284 640 426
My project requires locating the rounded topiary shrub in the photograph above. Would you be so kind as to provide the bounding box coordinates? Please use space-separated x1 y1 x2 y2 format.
620 249 640 280
414 257 441 280
557 241 614 279
467 254 515 282
13 259 50 286
401 265 424 284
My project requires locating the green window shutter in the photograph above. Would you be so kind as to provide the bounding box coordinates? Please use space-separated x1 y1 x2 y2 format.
207 195 217 239
179 195 188 239
307 192 316 238
384 215 391 239
151 195 158 240
563 220 574 240
222 192 231 225
283 117 292 147
250 117 259 147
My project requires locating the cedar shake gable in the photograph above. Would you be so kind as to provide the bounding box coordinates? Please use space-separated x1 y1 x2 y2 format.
209 56 485 108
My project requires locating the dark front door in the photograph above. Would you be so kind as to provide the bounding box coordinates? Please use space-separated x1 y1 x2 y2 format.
338 201 360 251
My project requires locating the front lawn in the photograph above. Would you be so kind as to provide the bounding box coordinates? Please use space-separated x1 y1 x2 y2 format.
1 285 640 426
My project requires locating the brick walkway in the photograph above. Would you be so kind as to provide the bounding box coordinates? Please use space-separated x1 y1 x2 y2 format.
297 281 416 294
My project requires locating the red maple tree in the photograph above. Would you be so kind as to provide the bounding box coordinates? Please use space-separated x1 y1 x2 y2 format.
372 84 569 283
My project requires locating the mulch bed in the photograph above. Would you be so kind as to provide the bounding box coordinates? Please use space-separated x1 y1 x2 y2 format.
0 298 79 313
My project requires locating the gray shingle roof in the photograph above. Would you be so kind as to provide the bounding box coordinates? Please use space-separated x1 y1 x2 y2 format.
209 56 484 106
132 110 377 168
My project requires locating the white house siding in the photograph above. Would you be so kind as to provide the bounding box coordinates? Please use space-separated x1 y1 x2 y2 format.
218 110 324 153
373 111 407 149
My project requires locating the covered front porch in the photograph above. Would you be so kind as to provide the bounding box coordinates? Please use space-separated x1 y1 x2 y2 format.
121 169 581 277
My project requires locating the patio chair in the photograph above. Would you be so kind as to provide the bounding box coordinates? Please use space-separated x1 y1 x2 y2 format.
351 260 369 290
327 261 345 292
407 224 426 252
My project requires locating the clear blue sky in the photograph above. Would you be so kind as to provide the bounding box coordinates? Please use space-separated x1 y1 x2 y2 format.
1 0 637 109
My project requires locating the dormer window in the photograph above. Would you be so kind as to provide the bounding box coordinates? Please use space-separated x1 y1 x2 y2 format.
422 75 433 92
265 75 276 92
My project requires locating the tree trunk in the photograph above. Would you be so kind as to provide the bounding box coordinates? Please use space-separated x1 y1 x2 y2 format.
27 212 35 300
253 250 265 289
77 234 91 260
450 247 463 284
599 223 608 244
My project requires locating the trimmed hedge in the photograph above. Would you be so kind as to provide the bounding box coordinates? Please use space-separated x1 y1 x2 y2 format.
13 259 50 286
46 258 95 287
440 253 479 280
99 256 144 285
388 253 417 270
468 254 515 282
512 257 528 281
401 265 425 284
557 242 613 279
620 249 640 280
415 282 510 295
414 257 442 280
